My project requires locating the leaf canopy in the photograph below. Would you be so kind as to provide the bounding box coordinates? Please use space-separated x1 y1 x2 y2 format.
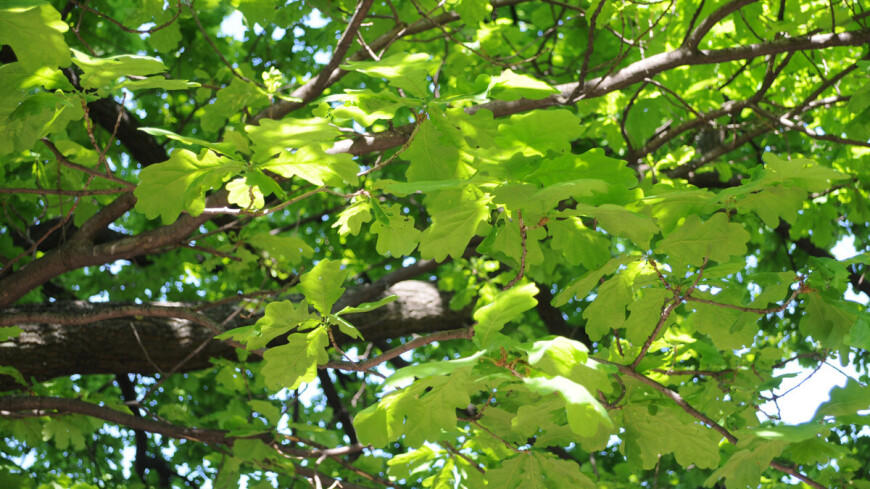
1 1 870 488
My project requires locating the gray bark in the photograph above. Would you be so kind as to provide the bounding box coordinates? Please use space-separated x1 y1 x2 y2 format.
0 280 469 390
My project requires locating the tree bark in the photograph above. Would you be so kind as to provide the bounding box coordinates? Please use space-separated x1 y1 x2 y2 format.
0 280 469 390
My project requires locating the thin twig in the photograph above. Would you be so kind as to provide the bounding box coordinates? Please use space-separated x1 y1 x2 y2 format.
71 0 182 34
129 322 165 375
0 187 129 196
504 211 528 290
41 139 135 188
323 328 474 372
138 336 215 404
442 441 486 474
630 299 679 369
768 461 826 489
188 3 256 85
685 283 804 314
606 360 738 443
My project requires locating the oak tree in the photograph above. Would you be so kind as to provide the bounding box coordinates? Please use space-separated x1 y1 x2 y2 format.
1 0 870 488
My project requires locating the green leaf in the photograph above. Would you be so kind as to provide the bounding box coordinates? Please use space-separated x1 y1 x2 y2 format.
404 119 473 182
201 78 270 134
262 326 329 390
358 368 476 448
799 291 855 349
624 98 666 146
226 177 265 209
454 0 490 26
327 314 363 340
0 63 72 91
786 436 846 465
247 117 341 156
332 199 372 237
813 380 870 419
703 441 785 489
844 316 870 349
527 150 637 190
386 352 485 386
524 376 613 438
248 399 282 425
760 153 848 192
623 287 671 344
523 337 615 399
496 109 584 156
687 295 758 350
354 389 418 447
327 88 417 126
486 451 596 489
370 202 422 256
487 69 559 101
237 0 279 26
731 185 806 227
217 299 316 349
72 49 168 90
640 186 717 233
621 405 721 470
547 217 610 270
42 417 86 451
134 149 244 224
342 52 438 99
655 213 749 268
0 326 23 341
119 76 198 91
299 259 348 315
572 204 660 249
477 215 545 270
419 187 491 261
387 446 438 480
473 283 538 347
0 366 27 387
139 127 238 154
582 272 632 341
0 2 70 70
336 295 398 316
247 232 314 265
232 438 276 464
498 180 608 218
256 146 359 186
374 178 466 196
552 255 638 307
403 369 474 446
0 91 81 156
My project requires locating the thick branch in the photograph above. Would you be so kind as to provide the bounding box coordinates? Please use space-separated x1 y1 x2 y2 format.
0 280 468 388
0 191 226 309
0 396 366 461
472 29 870 118
0 396 230 445
331 28 870 158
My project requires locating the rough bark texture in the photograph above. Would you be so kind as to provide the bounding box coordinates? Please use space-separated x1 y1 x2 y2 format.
0 280 468 390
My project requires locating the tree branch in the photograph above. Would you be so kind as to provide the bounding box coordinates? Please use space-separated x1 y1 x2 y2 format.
472 29 870 118
251 0 532 123
0 396 368 461
332 28 870 159
0 280 469 387
323 327 473 372
683 0 758 49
